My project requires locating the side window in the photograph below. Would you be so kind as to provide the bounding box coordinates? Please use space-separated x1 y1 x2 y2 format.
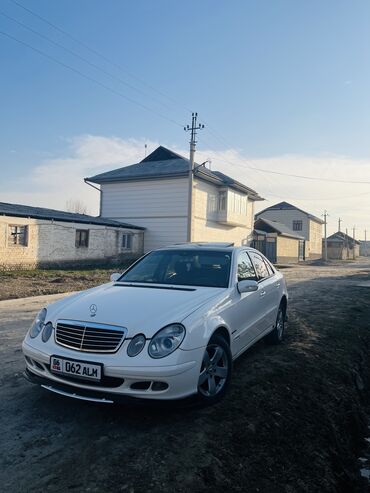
264 258 275 276
237 251 257 281
75 229 89 248
122 234 133 250
250 252 270 280
9 225 28 246
293 220 302 231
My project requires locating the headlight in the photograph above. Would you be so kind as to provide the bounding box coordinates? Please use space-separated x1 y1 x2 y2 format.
41 322 53 343
127 334 146 357
29 308 47 339
148 324 185 359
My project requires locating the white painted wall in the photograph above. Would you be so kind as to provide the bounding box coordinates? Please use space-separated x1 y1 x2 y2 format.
101 177 258 251
100 178 188 251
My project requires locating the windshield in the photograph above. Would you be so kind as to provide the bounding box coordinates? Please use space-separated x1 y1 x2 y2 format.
119 249 232 288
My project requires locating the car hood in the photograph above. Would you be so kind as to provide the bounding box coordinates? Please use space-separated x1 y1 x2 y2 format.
47 282 225 337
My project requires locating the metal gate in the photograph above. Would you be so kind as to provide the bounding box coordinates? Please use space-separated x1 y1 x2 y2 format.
298 240 305 261
251 237 277 263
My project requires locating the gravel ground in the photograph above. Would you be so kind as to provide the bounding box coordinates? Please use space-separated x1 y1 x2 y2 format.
1 259 370 492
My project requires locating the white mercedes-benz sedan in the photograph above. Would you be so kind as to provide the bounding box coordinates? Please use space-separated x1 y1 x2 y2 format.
22 243 288 405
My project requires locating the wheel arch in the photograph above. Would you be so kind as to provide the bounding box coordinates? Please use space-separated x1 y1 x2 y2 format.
280 295 288 314
210 326 231 347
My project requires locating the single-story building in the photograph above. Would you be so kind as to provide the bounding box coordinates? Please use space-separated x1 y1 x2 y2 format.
85 146 264 252
359 241 370 256
255 201 323 260
0 202 144 270
325 231 360 260
252 217 305 264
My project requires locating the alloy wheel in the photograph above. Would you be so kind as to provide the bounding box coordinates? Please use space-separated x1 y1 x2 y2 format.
198 344 229 397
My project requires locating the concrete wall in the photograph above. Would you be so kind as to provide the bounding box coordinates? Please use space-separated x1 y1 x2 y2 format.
192 178 254 246
326 241 360 260
308 220 323 259
100 178 188 251
276 236 299 263
360 241 370 256
0 216 143 270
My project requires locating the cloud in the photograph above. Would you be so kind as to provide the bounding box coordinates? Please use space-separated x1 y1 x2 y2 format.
1 134 369 238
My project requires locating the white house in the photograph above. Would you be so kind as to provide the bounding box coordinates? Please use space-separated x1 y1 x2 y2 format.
255 201 323 260
86 146 264 252
0 202 144 270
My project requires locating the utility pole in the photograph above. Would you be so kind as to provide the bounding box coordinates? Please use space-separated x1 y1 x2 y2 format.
353 226 356 259
346 228 349 259
184 112 204 242
322 210 328 261
338 217 342 232
365 229 368 257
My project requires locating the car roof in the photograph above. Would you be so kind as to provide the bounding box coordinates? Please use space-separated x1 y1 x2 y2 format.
156 243 256 252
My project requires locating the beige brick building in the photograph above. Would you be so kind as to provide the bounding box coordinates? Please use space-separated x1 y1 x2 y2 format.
252 217 305 264
0 202 144 270
255 201 323 260
86 146 263 251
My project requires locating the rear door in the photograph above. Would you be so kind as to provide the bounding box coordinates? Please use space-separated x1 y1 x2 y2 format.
248 251 278 335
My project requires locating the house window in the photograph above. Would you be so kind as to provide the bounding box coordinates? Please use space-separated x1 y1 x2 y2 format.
75 229 89 248
9 225 28 246
218 191 227 211
122 234 133 250
293 220 303 231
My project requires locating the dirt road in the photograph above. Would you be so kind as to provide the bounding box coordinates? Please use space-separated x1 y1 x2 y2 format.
1 260 370 492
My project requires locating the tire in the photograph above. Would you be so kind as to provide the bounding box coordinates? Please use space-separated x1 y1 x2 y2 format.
196 333 232 406
266 303 286 345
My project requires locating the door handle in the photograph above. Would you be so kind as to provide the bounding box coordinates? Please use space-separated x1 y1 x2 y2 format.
260 290 266 297
276 283 281 288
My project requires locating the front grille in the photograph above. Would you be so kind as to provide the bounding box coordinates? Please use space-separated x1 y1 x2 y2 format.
55 320 126 353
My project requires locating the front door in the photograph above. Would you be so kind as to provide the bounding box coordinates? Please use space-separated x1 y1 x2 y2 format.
226 250 265 355
248 251 278 335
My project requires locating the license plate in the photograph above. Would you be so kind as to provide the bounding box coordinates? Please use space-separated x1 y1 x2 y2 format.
50 356 102 382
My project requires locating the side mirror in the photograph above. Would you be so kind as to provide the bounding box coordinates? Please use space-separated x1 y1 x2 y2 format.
110 272 121 282
237 279 258 293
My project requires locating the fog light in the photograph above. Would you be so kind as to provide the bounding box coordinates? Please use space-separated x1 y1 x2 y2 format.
41 322 53 343
151 381 168 391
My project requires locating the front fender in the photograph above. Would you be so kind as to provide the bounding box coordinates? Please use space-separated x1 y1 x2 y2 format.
180 293 233 351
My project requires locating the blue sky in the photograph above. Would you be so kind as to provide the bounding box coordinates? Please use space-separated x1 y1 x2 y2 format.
1 0 370 236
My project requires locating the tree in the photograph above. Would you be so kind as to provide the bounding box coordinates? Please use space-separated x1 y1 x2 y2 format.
65 199 89 215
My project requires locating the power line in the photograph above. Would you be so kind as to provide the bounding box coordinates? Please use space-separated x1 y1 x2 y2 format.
9 0 192 115
202 127 370 185
6 1 370 188
0 9 184 117
0 29 184 128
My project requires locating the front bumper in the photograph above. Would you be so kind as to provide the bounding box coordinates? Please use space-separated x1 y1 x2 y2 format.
22 340 204 402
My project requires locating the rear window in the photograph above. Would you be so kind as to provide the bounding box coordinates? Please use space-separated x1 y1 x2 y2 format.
120 249 232 288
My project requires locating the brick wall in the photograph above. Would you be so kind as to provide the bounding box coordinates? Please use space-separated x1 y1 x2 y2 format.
0 216 144 270
276 236 299 263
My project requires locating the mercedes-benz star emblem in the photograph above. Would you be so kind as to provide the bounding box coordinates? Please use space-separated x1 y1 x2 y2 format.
89 304 97 317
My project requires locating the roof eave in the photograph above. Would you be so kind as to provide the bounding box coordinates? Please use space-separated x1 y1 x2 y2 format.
85 171 189 185
0 211 145 230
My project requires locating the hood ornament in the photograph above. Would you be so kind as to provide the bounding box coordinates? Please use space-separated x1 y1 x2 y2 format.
89 304 97 317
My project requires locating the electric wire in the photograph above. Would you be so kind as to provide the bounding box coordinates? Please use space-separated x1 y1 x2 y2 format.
0 9 185 117
0 29 184 128
9 0 192 114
